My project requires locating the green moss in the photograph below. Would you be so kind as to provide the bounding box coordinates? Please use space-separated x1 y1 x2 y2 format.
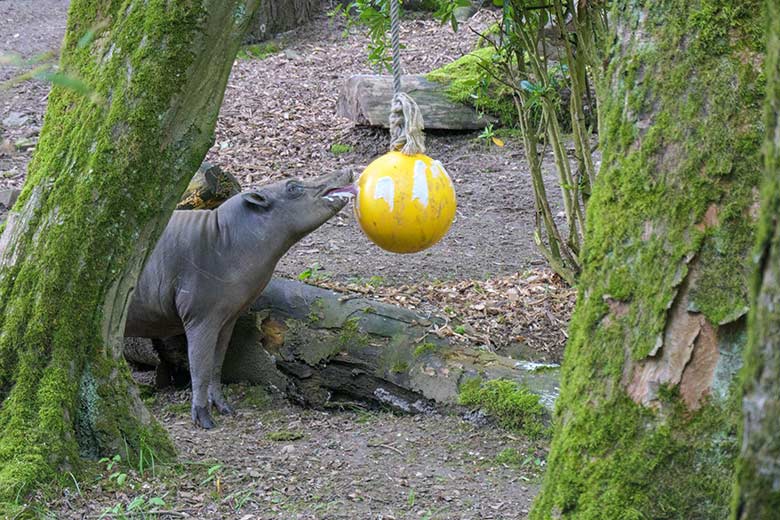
0 0 255 507
236 41 281 60
338 317 369 349
240 385 271 410
266 430 304 442
413 342 437 358
530 1 764 518
427 47 517 126
731 2 780 515
459 378 547 438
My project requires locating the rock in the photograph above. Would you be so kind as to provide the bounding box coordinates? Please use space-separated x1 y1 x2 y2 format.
0 189 21 210
2 112 29 128
176 162 241 210
283 49 302 60
453 5 478 21
336 74 496 130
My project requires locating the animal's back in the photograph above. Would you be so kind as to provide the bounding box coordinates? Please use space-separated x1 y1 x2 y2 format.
125 210 216 338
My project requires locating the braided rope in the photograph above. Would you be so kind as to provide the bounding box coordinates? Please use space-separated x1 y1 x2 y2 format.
389 0 402 96
388 0 425 155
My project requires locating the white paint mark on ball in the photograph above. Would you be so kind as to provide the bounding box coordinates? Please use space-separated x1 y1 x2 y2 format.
374 176 395 211
413 160 429 208
431 160 452 182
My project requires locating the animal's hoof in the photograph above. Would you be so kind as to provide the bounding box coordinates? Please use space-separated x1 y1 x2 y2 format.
215 401 235 416
209 387 234 416
192 405 215 429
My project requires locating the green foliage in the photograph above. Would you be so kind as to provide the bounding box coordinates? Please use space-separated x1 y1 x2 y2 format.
459 379 546 437
329 0 394 70
236 42 281 60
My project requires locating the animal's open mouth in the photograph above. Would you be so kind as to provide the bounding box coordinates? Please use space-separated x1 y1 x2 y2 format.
322 184 358 203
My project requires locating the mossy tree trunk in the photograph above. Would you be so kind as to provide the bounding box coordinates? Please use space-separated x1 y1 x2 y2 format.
0 0 259 508
732 2 780 516
531 2 764 519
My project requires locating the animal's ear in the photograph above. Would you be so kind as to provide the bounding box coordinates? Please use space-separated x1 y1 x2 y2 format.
242 191 272 210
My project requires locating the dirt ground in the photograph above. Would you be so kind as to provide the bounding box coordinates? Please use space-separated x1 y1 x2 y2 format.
0 1 576 518
38 387 545 519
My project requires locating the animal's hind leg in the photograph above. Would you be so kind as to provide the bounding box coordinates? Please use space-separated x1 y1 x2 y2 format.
185 325 219 429
208 317 239 416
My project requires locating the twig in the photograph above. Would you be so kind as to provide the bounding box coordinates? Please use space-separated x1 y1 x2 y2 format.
368 442 404 456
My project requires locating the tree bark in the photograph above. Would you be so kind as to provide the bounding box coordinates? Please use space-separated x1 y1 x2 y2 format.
0 0 259 508
732 1 780 516
245 0 320 43
531 2 764 519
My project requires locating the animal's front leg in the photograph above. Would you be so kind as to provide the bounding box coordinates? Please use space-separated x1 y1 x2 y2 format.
208 317 239 416
185 325 219 429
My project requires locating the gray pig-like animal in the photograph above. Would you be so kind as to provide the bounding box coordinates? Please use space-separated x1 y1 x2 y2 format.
124 170 354 428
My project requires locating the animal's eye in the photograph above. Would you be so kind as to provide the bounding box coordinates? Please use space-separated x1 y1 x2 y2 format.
286 183 304 195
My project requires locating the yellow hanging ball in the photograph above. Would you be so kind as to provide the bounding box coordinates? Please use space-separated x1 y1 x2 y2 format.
355 151 457 254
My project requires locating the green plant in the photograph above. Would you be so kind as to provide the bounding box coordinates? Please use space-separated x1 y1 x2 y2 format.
200 464 222 496
391 360 409 373
99 454 128 488
298 262 330 282
366 275 384 287
98 495 166 519
225 489 254 511
478 123 500 147
330 143 353 155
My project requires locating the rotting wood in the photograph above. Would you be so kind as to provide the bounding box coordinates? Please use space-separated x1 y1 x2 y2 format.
125 278 560 413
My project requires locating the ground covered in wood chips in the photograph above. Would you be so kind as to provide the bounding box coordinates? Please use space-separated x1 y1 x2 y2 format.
1 1 578 518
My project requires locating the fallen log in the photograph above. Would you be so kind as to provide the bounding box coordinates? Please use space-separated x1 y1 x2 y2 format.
336 74 496 130
125 278 560 413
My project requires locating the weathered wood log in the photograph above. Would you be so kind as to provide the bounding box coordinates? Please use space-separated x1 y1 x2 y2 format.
176 162 241 210
125 278 560 413
336 74 496 130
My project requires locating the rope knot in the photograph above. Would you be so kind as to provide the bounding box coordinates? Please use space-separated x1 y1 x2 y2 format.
389 92 426 155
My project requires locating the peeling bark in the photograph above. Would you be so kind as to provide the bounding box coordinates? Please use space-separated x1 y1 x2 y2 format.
531 1 764 518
